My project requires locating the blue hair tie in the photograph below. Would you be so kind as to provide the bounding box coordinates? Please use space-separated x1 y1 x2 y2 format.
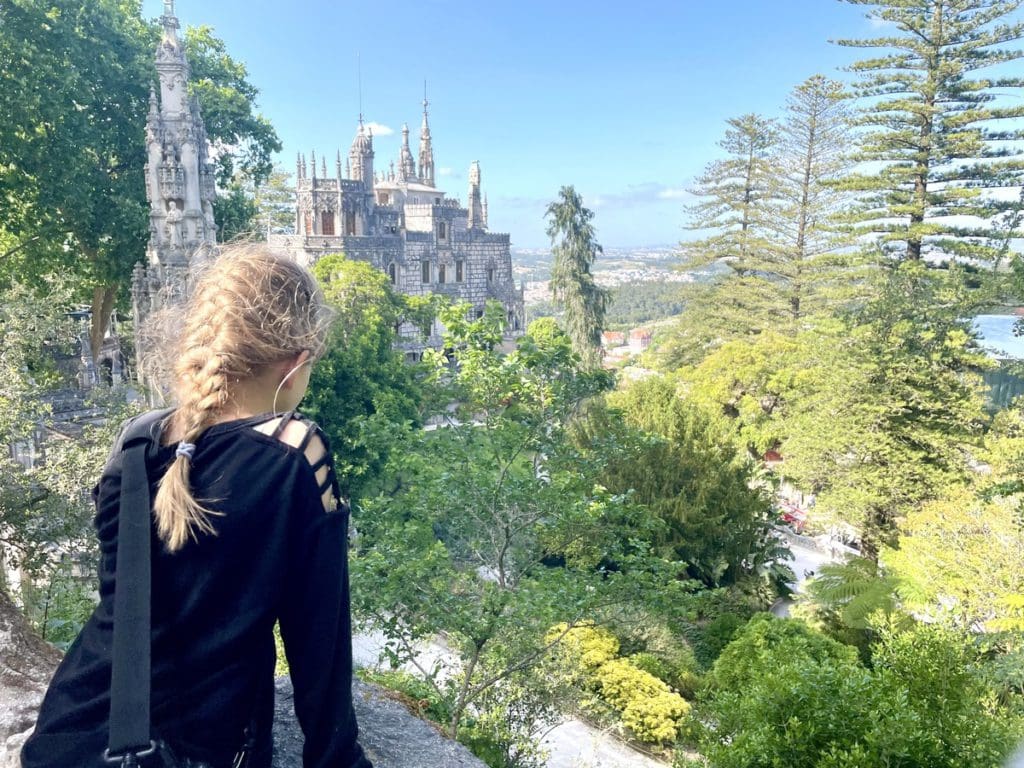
175 441 196 461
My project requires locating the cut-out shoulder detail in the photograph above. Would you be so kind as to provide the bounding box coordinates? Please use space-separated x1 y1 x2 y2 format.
253 415 338 512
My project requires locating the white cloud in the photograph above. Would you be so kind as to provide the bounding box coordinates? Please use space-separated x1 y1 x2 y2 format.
588 183 694 209
439 167 455 177
364 122 394 136
657 187 690 200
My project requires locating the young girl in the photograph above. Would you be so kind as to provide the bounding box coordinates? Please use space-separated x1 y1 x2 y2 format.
22 246 372 768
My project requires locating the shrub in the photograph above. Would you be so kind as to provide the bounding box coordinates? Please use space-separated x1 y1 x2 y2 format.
547 622 619 674
622 691 690 744
549 623 691 745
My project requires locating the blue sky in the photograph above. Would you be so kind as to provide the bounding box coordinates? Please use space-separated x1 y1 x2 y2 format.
143 1 1017 248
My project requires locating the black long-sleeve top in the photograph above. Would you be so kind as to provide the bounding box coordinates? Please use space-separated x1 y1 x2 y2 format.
21 412 372 768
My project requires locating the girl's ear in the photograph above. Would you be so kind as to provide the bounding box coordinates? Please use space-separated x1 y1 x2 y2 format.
278 350 311 390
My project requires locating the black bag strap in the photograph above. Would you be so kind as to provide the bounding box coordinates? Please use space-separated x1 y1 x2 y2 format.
106 408 174 764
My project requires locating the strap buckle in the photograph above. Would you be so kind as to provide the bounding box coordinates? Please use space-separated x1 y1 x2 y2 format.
102 741 159 766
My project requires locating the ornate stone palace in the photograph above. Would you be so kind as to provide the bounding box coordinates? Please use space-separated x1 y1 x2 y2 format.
269 107 525 357
131 2 523 375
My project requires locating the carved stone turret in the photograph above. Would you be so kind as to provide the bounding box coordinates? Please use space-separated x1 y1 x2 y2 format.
349 118 375 189
133 0 218 397
398 123 417 182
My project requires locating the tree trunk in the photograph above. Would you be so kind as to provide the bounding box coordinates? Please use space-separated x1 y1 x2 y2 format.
89 284 118 367
0 589 61 767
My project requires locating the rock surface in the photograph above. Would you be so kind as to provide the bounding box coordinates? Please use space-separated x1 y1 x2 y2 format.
0 590 484 768
0 591 63 768
273 677 484 768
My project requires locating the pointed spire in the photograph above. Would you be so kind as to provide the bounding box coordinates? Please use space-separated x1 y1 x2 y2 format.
148 86 159 117
336 149 343 180
419 82 435 187
311 150 317 180
296 152 303 180
483 193 489 229
160 0 181 47
321 156 327 178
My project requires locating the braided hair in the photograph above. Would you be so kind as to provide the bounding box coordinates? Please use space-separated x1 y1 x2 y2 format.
153 245 332 551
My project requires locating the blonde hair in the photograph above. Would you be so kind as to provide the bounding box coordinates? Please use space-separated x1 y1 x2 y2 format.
153 244 332 551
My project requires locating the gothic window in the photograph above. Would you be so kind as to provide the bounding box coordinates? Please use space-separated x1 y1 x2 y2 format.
321 211 335 236
437 222 447 240
487 267 495 284
379 192 390 205
456 260 464 282
345 211 356 235
421 260 431 284
304 214 312 235
388 263 397 284
438 264 446 284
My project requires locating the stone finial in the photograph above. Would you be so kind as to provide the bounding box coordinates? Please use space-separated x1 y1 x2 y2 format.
321 156 327 178
296 152 304 180
311 150 317 180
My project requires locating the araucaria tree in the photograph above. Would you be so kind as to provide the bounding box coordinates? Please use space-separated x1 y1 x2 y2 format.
545 186 610 368
681 113 780 269
764 75 861 323
836 0 1024 265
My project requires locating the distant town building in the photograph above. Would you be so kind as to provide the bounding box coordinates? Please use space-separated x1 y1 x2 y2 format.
601 331 626 348
628 328 653 354
269 103 524 358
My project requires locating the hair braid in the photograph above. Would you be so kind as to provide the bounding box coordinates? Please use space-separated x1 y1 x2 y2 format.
149 244 332 552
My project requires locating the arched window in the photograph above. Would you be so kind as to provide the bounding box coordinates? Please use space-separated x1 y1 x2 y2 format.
321 211 335 236
388 263 397 284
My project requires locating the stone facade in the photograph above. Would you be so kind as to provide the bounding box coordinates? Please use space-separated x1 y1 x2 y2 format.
270 103 524 356
131 0 217 391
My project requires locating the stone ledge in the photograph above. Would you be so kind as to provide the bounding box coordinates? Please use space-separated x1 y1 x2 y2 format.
0 591 484 768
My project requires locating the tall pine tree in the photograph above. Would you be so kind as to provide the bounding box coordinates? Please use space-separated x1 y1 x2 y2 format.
545 186 610 368
835 0 1024 265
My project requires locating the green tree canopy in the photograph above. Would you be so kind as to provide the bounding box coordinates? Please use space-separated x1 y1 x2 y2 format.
303 253 426 500
599 376 779 587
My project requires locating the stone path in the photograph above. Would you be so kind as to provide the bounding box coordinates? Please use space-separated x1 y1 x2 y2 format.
352 630 669 768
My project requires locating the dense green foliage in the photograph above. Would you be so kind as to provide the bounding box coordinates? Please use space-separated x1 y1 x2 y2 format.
348 310 694 741
604 281 685 328
690 615 1021 768
303 253 427 499
598 376 780 587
